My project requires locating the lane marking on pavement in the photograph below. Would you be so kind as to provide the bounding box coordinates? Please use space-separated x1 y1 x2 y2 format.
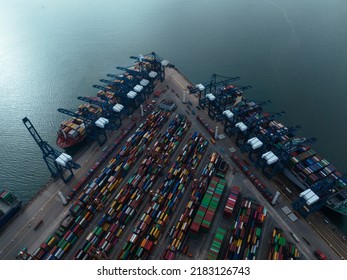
172 77 187 90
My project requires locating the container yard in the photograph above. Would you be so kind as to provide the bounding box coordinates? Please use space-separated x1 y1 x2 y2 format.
225 199 267 260
0 53 346 261
162 153 223 260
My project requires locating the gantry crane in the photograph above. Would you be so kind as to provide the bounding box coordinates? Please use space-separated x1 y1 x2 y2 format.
130 51 166 81
77 96 123 129
106 73 152 99
57 108 108 146
235 111 285 147
206 85 252 120
196 74 242 109
255 137 316 179
116 66 147 79
100 77 147 103
223 100 271 137
22 117 80 183
292 175 347 217
99 77 129 93
92 84 138 114
244 125 301 161
107 73 152 96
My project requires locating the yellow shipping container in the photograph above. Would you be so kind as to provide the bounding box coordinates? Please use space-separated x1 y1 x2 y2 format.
110 201 117 209
159 212 165 220
163 214 168 223
172 238 178 249
103 223 110 232
107 184 114 192
247 234 251 243
154 228 160 239
116 228 123 238
100 186 107 194
131 192 136 200
70 124 78 129
47 237 56 247
178 231 184 241
116 204 122 212
64 243 71 252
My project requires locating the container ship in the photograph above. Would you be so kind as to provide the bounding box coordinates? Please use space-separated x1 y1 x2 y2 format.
249 112 347 215
57 75 138 149
0 189 22 230
56 53 162 149
196 80 347 216
284 148 347 215
57 103 103 149
246 108 345 215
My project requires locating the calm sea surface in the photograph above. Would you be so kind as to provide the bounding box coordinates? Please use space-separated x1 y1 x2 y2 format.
0 0 346 232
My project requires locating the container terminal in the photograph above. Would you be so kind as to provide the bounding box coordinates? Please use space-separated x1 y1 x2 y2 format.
0 52 346 260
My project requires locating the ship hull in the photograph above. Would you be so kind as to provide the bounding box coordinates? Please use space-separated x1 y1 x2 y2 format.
56 134 87 149
283 168 347 216
0 201 21 230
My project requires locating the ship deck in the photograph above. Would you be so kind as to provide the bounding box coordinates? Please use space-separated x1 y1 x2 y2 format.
0 202 11 214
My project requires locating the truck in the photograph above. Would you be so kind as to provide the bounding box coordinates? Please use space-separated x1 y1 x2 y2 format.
313 249 327 260
58 191 68 205
290 232 300 242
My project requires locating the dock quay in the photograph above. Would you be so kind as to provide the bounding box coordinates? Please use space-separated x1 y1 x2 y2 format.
0 61 346 260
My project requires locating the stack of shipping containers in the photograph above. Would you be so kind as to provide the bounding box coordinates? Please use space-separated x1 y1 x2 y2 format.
163 153 222 259
206 227 226 260
225 199 266 260
73 114 191 259
31 111 170 259
267 228 300 260
118 132 208 260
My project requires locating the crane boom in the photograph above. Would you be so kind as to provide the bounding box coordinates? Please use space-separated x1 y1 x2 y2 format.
22 117 80 182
